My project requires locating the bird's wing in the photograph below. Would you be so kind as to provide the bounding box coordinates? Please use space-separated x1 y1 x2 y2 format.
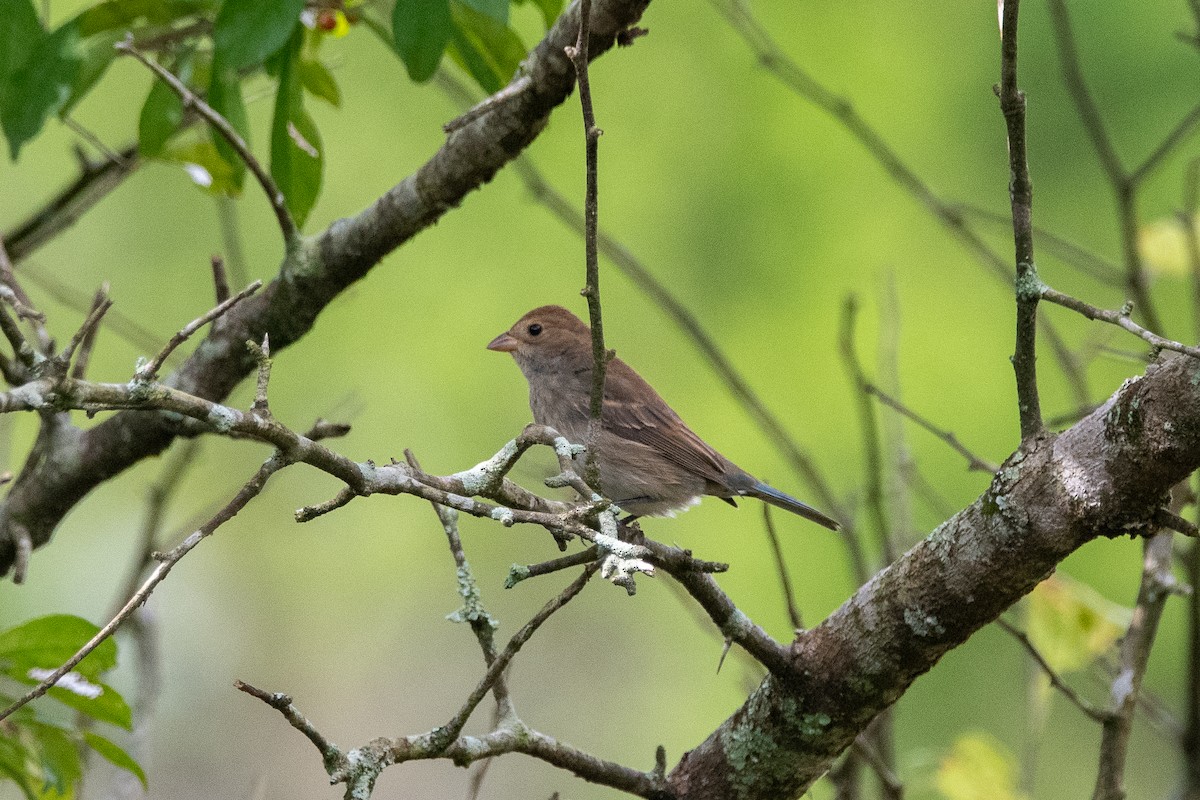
599 359 732 485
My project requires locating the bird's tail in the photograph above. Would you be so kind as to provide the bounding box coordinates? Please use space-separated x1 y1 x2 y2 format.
749 482 840 531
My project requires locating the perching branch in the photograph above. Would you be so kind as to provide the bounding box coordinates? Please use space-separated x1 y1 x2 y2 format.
0 0 654 578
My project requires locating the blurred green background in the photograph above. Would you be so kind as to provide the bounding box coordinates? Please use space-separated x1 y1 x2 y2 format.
2 0 1198 797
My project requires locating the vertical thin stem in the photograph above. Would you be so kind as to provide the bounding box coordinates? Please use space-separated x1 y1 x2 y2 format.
998 0 1044 440
567 0 607 487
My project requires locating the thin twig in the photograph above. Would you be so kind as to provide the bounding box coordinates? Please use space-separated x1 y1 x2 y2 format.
506 546 600 588
565 0 608 489
864 383 999 474
135 280 262 381
1040 285 1200 359
113 38 300 249
998 0 1044 441
57 294 113 371
996 617 1112 724
235 681 343 767
70 286 110 381
762 506 802 631
1092 534 1176 800
433 564 598 751
0 453 288 723
840 296 896 564
1046 0 1162 334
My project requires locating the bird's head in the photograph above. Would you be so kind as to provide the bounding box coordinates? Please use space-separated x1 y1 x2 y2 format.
487 305 593 377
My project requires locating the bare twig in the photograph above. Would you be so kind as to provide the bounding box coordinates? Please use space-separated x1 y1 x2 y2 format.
840 296 896 563
506 546 600 588
70 286 110 381
57 294 113 371
565 0 609 489
135 280 263 381
996 617 1112 723
1046 0 1162 334
235 681 343 768
864 383 999 473
1093 534 1176 799
998 0 1044 441
113 38 300 249
0 453 287 722
433 564 598 751
762 506 802 631
1040 285 1200 359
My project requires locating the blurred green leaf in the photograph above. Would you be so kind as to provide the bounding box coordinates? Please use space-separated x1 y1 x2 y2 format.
514 0 561 29
1026 575 1129 675
446 0 525 94
206 62 247 188
46 680 132 730
936 733 1027 800
392 0 452 82
297 58 341 107
83 732 147 789
138 51 193 155
27 724 80 796
0 21 80 160
0 615 115 680
212 0 304 70
0 732 38 800
60 27 121 118
461 0 507 24
271 29 322 227
164 140 241 195
77 0 214 36
0 0 43 93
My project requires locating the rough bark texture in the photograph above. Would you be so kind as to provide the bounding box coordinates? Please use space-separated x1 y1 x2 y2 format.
668 354 1200 799
0 0 651 576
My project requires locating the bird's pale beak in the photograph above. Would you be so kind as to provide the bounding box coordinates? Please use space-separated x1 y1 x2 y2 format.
487 332 519 352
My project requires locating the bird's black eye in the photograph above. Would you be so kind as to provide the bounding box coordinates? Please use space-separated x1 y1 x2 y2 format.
528 323 543 336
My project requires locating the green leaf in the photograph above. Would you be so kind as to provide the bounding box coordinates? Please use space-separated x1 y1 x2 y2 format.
77 0 214 36
270 29 322 227
461 0 507 24
212 0 305 71
83 732 146 789
446 1 525 94
936 733 1027 800
60 27 121 118
1025 575 1130 675
206 62 248 188
0 732 38 800
27 724 81 796
392 0 452 82
46 680 132 730
0 20 80 160
163 140 241 195
138 52 193 155
297 59 341 107
0 616 115 680
0 0 43 93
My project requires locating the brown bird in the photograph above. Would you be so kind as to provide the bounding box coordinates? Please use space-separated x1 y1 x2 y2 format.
487 305 839 530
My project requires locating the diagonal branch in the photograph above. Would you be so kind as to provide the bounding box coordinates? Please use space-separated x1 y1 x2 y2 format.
0 0 653 578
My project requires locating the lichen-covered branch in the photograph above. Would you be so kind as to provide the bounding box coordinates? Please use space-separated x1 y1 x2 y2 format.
0 0 653 578
667 353 1200 799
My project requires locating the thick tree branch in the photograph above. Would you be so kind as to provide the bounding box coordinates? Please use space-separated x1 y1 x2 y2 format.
667 353 1200 799
0 0 652 578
